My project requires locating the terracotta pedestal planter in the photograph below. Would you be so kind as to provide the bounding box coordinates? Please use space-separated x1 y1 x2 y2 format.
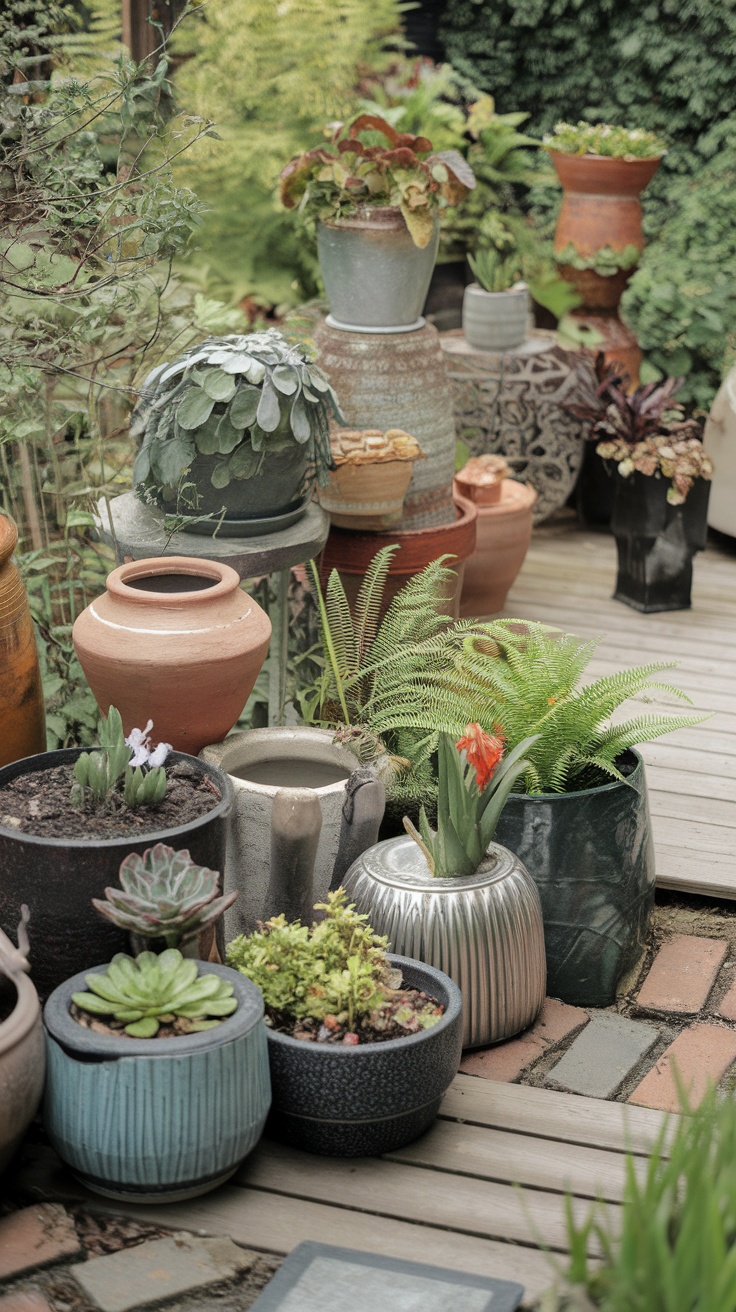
550 152 660 383
455 459 537 616
0 915 45 1174
319 494 477 621
0 517 46 769
73 556 271 754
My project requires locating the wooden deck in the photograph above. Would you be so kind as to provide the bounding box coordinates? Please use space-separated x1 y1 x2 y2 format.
502 523 736 900
22 1075 670 1306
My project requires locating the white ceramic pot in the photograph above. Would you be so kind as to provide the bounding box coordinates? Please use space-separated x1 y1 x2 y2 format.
462 283 529 352
200 728 359 938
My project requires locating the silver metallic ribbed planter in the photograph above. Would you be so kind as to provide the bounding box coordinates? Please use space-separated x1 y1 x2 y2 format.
343 837 546 1049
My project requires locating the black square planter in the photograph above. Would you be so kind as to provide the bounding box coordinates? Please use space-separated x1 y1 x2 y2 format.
610 472 710 612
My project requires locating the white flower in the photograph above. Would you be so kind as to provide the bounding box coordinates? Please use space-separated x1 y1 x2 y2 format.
148 741 172 768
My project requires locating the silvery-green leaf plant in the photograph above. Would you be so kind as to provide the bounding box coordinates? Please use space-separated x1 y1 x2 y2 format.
131 329 341 501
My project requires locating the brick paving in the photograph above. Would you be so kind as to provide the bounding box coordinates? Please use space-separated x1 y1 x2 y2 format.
0 1207 82 1281
71 1236 258 1312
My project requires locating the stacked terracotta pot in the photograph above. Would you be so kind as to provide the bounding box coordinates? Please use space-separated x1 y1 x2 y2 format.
454 456 536 617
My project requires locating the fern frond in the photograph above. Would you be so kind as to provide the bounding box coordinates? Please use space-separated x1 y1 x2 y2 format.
353 545 397 665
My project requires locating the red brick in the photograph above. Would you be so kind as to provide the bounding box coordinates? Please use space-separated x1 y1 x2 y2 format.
0 1293 55 1312
715 977 736 1021
459 997 588 1081
628 1023 736 1112
0 1205 81 1281
636 935 727 1015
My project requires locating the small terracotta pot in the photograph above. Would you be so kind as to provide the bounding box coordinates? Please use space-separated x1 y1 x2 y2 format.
317 459 415 530
73 557 271 754
0 517 46 769
319 494 477 620
455 477 537 617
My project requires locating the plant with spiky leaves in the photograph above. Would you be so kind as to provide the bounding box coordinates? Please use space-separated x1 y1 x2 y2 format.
92 844 237 951
71 708 169 810
71 950 238 1038
132 329 341 507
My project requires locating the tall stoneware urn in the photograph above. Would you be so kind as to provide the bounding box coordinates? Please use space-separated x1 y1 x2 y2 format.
73 557 271 754
343 836 546 1049
550 152 660 383
455 457 537 617
0 516 46 769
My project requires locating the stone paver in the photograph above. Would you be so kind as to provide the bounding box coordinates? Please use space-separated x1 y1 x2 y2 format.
0 1205 82 1280
459 998 588 1081
0 1294 55 1312
636 935 727 1015
715 975 736 1021
628 1022 736 1112
71 1234 257 1312
546 1011 660 1100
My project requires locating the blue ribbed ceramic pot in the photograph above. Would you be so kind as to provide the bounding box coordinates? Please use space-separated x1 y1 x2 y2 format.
43 962 270 1202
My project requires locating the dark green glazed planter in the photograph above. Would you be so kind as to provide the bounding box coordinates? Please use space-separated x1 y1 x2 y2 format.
494 750 655 1007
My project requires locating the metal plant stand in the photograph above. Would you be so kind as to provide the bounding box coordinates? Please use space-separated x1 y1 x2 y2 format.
95 493 330 726
440 330 594 522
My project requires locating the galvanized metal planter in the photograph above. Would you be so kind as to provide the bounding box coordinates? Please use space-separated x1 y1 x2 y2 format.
494 749 655 1007
343 838 546 1049
43 963 271 1202
317 207 439 332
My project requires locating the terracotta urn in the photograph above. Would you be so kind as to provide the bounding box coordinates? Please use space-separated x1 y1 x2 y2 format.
550 152 661 382
73 556 271 754
455 459 537 617
319 493 478 621
0 516 46 769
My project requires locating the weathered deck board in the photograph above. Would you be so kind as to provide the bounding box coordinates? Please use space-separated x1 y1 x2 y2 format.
501 526 736 898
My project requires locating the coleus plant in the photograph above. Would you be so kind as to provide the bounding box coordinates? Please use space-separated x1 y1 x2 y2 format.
404 725 537 879
568 355 713 504
279 113 475 248
131 329 341 500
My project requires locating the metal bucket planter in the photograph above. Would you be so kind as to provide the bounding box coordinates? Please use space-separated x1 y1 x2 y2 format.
611 472 711 612
343 838 546 1049
494 750 655 1007
462 284 529 352
265 954 462 1156
317 207 439 332
43 962 270 1202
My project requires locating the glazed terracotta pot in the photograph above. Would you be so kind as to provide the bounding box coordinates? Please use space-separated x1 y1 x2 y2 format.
319 494 477 620
0 917 45 1174
455 474 537 617
0 517 46 769
317 207 439 331
73 556 271 754
550 152 661 382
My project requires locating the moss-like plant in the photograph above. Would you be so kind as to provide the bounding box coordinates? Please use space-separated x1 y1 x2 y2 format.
543 122 666 159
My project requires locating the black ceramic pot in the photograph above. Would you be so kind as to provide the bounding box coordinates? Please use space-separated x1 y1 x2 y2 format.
611 472 711 612
0 749 233 1000
575 448 616 529
159 442 310 536
265 954 462 1157
494 750 655 1007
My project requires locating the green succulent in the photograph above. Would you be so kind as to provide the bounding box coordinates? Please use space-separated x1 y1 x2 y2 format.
92 844 237 949
468 244 524 293
543 122 666 159
71 707 169 811
131 329 341 502
72 950 238 1038
555 242 641 277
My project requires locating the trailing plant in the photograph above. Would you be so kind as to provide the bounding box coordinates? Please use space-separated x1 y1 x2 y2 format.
71 949 238 1038
280 112 475 249
555 243 640 276
227 888 443 1042
567 356 713 503
71 708 170 810
543 122 666 159
92 844 237 950
132 329 341 505
405 727 535 878
536 1088 736 1312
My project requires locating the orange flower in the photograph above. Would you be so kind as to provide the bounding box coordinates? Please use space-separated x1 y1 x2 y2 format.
455 723 504 791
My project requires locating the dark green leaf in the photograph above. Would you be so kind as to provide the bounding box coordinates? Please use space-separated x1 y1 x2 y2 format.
256 378 281 432
202 368 237 402
272 364 299 395
290 393 311 443
177 388 216 430
229 443 262 480
210 462 231 488
215 410 245 454
153 434 196 485
229 384 261 428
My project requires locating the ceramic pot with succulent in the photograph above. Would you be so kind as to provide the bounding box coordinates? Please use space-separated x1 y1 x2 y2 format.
343 726 546 1049
316 427 424 529
543 121 666 379
568 358 714 610
455 454 537 616
44 942 270 1201
73 556 271 754
0 708 233 999
462 246 529 352
0 907 45 1175
280 114 475 331
227 889 461 1156
132 329 341 535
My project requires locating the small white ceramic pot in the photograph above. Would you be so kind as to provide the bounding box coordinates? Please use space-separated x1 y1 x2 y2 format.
462 283 529 352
